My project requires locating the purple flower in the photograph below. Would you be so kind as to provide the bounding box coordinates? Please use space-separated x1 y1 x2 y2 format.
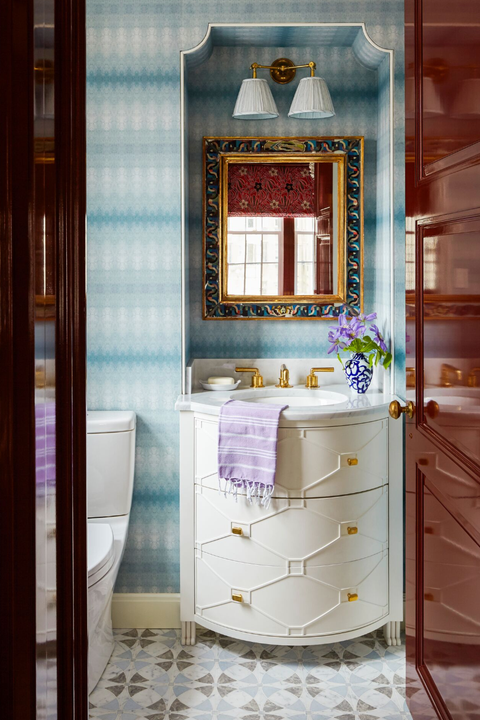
358 312 377 322
370 324 388 352
349 317 366 338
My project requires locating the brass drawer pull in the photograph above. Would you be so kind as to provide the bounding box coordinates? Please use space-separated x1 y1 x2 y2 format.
231 593 243 603
347 458 358 466
231 527 243 536
347 593 358 602
347 526 358 535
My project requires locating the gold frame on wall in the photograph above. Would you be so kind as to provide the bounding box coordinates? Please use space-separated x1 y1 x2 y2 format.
219 153 347 305
203 136 364 320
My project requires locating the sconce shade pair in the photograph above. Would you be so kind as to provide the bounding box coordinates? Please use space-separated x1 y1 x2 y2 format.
233 76 335 120
405 76 480 119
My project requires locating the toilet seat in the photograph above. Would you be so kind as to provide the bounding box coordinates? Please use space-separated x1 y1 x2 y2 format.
88 522 115 588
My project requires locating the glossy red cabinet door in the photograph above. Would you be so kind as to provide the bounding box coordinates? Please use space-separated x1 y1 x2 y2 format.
405 0 480 718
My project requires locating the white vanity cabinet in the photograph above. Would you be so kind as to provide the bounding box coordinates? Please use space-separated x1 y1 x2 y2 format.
179 399 403 647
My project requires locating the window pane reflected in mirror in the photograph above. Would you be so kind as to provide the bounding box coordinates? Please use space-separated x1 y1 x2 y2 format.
225 160 339 299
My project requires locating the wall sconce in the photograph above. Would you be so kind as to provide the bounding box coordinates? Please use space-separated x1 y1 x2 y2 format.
405 76 444 118
452 75 480 119
233 58 335 120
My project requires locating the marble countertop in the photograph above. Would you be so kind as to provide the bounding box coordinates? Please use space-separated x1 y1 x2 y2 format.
175 384 397 422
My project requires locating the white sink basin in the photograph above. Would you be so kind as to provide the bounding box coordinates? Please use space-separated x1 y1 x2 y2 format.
240 389 348 407
426 395 480 411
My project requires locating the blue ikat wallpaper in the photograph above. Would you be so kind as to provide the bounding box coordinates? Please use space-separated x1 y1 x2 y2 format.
86 0 404 594
187 44 379 353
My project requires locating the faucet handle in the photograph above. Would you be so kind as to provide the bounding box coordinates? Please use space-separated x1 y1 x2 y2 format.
468 367 480 388
305 367 334 389
440 363 463 388
235 367 264 388
276 364 292 389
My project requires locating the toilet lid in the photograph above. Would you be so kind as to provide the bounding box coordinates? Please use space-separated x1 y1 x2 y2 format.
88 522 115 587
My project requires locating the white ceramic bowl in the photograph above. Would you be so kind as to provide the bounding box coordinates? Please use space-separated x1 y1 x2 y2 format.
199 380 241 392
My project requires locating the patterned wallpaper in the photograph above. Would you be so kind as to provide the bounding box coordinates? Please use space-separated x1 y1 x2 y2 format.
187 44 379 355
86 0 404 594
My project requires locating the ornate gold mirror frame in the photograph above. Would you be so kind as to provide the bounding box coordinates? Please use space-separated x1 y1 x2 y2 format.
204 137 364 320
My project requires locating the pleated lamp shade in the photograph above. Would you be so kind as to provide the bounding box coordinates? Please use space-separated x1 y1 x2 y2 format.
451 78 480 118
288 76 335 119
405 77 443 118
233 78 279 120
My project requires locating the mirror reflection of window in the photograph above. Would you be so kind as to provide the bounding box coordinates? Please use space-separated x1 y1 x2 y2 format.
227 217 281 296
226 161 337 298
295 217 316 294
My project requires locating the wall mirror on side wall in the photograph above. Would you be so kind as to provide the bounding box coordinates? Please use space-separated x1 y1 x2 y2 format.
203 137 364 319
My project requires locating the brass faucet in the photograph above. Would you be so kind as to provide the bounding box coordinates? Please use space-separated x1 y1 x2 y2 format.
468 367 480 388
235 366 264 388
440 363 462 388
406 366 416 389
276 364 292 388
305 367 334 389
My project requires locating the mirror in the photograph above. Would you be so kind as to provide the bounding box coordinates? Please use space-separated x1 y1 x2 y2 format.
225 158 343 299
204 137 364 320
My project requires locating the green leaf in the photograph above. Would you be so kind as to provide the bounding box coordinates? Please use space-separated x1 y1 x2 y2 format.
383 352 392 369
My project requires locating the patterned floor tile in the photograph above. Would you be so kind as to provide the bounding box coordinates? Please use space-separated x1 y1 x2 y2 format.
90 628 412 720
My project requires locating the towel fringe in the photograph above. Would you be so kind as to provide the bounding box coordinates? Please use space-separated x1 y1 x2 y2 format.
218 477 273 509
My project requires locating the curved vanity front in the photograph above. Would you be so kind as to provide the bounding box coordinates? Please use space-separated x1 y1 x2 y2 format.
177 386 403 647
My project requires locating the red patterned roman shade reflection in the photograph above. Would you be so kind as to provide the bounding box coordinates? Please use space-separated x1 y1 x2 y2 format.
228 163 315 217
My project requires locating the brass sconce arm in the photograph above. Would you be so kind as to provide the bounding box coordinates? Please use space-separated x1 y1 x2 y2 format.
250 59 316 84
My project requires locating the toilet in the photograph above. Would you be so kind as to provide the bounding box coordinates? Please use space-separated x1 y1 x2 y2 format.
87 410 136 693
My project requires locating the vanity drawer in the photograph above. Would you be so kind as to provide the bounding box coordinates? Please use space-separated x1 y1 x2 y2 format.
195 550 388 639
195 417 388 498
196 485 388 566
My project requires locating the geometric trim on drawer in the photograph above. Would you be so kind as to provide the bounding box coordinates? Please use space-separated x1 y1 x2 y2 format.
194 419 388 499
195 550 388 638
195 486 389 566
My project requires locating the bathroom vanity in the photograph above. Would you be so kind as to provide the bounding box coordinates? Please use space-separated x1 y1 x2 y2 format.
177 374 403 648
177 26 401 647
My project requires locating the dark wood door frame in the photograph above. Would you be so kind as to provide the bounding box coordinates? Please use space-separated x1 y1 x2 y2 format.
0 0 88 715
0 0 37 715
55 0 88 715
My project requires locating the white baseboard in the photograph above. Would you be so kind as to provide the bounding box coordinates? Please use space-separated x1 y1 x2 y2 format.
111 594 406 634
111 593 181 629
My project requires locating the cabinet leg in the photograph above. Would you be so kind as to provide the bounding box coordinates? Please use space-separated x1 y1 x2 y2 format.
181 621 196 646
383 620 401 646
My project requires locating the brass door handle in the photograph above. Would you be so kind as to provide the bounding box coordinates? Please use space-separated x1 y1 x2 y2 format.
389 400 415 420
347 593 358 602
231 593 243 603
425 400 439 419
347 526 358 535
347 457 358 466
231 527 243 536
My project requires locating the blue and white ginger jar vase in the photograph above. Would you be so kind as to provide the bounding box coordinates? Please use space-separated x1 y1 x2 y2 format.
344 352 374 394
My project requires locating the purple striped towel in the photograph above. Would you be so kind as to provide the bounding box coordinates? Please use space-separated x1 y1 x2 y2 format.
218 399 287 508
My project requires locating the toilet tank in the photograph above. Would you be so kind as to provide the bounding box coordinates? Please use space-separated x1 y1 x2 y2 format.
87 411 136 519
